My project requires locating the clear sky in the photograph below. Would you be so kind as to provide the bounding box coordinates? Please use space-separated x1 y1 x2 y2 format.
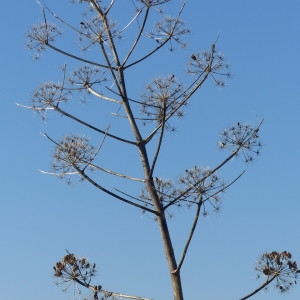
1 1 300 300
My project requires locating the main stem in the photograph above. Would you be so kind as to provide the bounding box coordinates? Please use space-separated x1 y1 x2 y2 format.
111 44 183 299
156 208 184 300
141 155 184 300
119 93 184 298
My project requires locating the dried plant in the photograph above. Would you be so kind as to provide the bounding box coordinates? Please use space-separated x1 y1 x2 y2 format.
21 1 298 300
240 251 299 300
178 166 225 214
218 122 262 163
26 22 62 59
54 252 150 300
52 135 97 176
147 17 190 50
256 251 298 292
188 44 231 87
140 75 185 129
54 252 97 287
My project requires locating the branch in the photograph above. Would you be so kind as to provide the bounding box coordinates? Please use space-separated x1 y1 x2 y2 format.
76 166 157 214
239 275 277 300
164 120 263 211
16 103 54 110
53 105 136 145
145 42 224 144
172 171 245 274
88 0 104 17
163 148 239 211
104 0 115 15
145 69 210 144
172 199 202 275
39 169 78 176
122 7 150 66
38 0 82 35
46 42 112 69
124 2 186 70
73 277 153 300
36 2 112 68
149 101 166 176
86 86 121 103
88 162 145 182
113 188 154 207
20 101 135 145
42 132 156 214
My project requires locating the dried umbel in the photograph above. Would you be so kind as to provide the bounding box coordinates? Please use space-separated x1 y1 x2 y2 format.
53 253 97 288
53 135 97 176
78 16 119 51
152 178 178 203
138 0 172 7
255 251 298 293
141 75 185 129
178 166 225 213
54 252 153 300
26 23 62 59
69 65 105 88
140 166 225 216
188 44 230 87
31 82 71 118
148 17 190 50
218 122 262 163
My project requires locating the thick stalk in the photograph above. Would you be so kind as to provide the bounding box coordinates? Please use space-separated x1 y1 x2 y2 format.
145 176 183 300
156 211 184 300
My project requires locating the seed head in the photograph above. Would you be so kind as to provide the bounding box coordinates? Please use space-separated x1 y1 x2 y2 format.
141 75 185 129
26 23 62 59
188 44 230 87
255 251 298 293
52 135 96 177
218 122 262 163
54 252 97 290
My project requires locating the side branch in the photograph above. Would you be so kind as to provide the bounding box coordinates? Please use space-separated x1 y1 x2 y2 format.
88 163 145 182
163 148 239 211
172 171 244 274
18 101 135 145
76 166 157 215
42 133 156 214
73 277 153 300
239 275 277 300
172 199 202 274
124 2 186 70
122 7 150 66
53 105 136 145
86 86 121 103
164 120 263 211
149 102 166 176
145 70 210 144
46 43 112 69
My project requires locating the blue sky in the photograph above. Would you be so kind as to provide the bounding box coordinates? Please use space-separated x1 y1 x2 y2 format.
1 1 300 300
